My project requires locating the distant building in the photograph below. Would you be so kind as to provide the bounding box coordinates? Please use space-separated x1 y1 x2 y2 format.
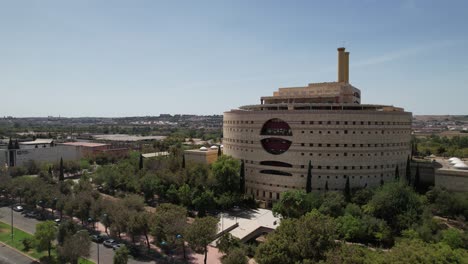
59 142 110 156
141 151 170 159
223 48 412 203
184 146 221 165
1 139 82 167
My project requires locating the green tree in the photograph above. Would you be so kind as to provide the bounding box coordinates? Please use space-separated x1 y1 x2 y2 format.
212 155 240 194
239 160 245 194
186 216 219 264
405 156 411 185
323 243 384 264
222 247 248 264
365 182 423 234
325 180 329 192
193 190 216 217
217 233 242 254
139 154 144 170
34 221 57 258
59 157 64 181
306 161 312 193
272 190 311 219
440 229 466 249
255 210 336 264
178 184 192 207
58 230 91 264
113 245 130 264
152 203 187 251
344 176 351 203
413 164 420 191
182 154 186 169
394 165 399 181
319 192 346 217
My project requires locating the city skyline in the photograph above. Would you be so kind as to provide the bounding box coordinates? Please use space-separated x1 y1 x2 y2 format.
1 0 468 117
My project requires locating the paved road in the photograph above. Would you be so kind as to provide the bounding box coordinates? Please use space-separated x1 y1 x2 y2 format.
0 207 154 264
0 243 37 264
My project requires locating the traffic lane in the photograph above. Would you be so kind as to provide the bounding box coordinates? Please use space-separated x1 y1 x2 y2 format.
0 207 39 234
89 242 115 264
0 243 37 264
0 207 153 264
89 242 156 264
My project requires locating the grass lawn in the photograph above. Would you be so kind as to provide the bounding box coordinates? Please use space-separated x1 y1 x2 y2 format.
0 221 94 264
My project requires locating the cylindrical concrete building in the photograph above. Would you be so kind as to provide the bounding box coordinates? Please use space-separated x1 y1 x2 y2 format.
223 48 412 202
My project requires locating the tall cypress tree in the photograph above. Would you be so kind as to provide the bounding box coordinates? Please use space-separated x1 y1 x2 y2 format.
306 161 312 193
7 138 13 150
217 146 222 157
394 165 399 181
139 154 144 170
405 156 411 186
14 139 19 149
240 160 245 194
324 181 329 192
380 178 384 187
344 176 351 202
182 154 186 169
413 164 420 191
59 157 64 181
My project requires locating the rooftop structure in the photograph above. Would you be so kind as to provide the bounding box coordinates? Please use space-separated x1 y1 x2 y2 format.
223 48 412 203
141 152 170 159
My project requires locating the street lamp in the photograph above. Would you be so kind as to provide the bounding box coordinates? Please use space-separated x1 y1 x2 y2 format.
176 234 186 260
102 213 108 234
52 197 58 215
10 192 13 241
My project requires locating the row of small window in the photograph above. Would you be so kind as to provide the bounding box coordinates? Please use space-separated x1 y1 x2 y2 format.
300 152 407 157
224 120 254 124
223 138 409 147
298 142 409 148
300 130 409 135
223 120 411 126
300 120 411 126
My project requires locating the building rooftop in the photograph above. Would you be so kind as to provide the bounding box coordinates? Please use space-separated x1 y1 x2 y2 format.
92 134 166 142
60 142 109 148
141 152 170 158
19 139 54 145
213 208 281 243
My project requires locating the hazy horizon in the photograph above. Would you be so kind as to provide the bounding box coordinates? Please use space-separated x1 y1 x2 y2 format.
1 0 468 117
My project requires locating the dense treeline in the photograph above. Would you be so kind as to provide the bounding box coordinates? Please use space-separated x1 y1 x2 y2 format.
414 135 468 158
251 182 468 264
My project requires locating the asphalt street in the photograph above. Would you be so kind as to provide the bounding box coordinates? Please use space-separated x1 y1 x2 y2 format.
0 243 37 264
0 207 154 264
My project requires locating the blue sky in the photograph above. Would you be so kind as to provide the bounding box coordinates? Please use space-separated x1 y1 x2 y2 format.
0 0 467 117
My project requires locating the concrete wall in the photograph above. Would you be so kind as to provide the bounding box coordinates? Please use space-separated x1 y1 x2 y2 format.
435 169 468 192
410 161 435 185
1 145 83 167
184 150 218 165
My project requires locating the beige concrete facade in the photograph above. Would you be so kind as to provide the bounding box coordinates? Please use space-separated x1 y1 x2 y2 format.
222 48 412 202
184 149 219 165
435 169 468 192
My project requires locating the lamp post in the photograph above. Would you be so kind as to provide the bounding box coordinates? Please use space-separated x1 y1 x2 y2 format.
102 213 108 234
176 234 186 260
10 192 13 241
52 197 58 215
88 217 99 264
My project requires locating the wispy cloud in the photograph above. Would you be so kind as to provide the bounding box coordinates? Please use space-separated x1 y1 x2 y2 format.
352 40 460 68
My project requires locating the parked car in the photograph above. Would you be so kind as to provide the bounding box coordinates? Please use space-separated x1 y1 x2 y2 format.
54 218 61 225
91 234 105 243
112 243 125 251
103 239 117 248
12 205 24 212
25 211 38 218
